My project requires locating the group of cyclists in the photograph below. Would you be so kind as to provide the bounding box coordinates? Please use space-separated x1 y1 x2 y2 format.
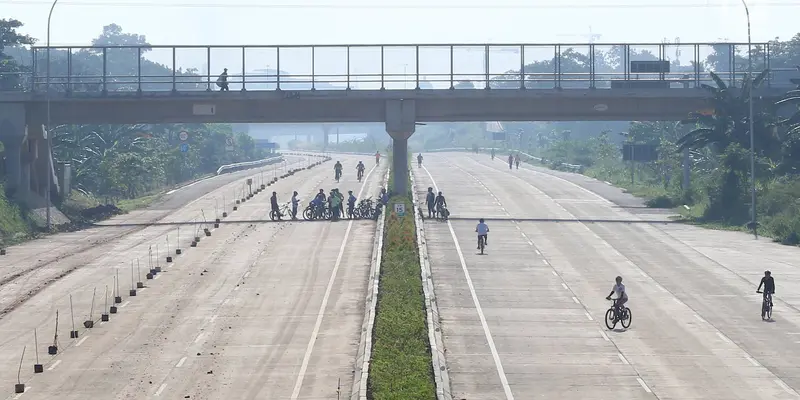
270 186 389 222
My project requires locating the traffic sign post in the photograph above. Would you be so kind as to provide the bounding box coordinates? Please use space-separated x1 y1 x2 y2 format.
225 136 234 152
179 131 189 141
179 143 189 153
394 203 406 217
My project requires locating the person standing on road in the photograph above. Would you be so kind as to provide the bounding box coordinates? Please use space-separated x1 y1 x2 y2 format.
514 153 520 169
425 187 436 218
270 191 281 220
507 154 513 170
291 191 300 219
347 190 357 218
330 190 342 220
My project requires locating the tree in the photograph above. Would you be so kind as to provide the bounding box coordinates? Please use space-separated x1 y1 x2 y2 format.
0 19 35 90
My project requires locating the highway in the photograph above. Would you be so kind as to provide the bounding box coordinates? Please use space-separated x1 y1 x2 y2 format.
414 152 800 400
0 153 387 400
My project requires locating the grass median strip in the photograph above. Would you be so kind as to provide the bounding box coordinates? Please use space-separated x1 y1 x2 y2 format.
368 189 437 400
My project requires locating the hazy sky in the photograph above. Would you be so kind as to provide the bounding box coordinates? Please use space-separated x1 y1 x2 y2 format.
4 0 798 88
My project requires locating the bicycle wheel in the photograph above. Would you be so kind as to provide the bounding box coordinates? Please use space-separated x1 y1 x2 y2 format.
620 307 632 329
303 207 313 221
270 210 278 221
604 308 617 330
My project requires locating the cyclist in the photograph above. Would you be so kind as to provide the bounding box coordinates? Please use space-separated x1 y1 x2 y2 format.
291 191 299 220
330 189 342 220
347 190 357 218
605 276 628 315
514 153 520 169
507 154 513 170
334 161 343 181
356 161 365 181
417 153 423 167
425 187 436 218
313 189 327 218
756 270 775 309
270 191 282 220
375 151 381 165
435 191 447 218
490 148 496 160
475 218 489 249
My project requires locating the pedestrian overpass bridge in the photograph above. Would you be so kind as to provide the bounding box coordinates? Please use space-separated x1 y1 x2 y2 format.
1 41 798 198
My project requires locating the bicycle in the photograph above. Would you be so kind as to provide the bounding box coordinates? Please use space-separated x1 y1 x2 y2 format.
357 169 364 182
270 204 291 221
478 235 487 255
335 170 342 183
604 299 632 330
757 290 773 320
435 204 450 222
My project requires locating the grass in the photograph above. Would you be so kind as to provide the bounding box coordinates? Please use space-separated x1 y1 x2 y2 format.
0 184 33 246
368 171 437 399
116 193 163 213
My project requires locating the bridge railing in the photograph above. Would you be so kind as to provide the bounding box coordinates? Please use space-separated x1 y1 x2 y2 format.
2 43 798 93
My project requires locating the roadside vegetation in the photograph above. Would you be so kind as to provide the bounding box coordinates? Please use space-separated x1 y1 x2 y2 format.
368 165 436 400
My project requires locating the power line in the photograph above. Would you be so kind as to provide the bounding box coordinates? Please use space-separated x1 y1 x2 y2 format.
1 0 798 9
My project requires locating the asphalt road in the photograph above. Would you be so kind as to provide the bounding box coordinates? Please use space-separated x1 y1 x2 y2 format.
414 152 800 400
0 154 387 400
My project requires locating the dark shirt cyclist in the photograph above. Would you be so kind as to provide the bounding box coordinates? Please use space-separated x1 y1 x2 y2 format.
435 192 447 218
757 270 775 309
425 187 436 218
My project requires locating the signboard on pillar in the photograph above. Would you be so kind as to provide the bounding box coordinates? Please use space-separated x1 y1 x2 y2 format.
394 203 406 217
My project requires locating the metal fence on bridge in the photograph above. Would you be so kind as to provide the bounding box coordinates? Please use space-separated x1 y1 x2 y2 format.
1 42 798 93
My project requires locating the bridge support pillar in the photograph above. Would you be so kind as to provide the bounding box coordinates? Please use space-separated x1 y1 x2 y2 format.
385 100 416 197
0 104 29 198
321 125 331 150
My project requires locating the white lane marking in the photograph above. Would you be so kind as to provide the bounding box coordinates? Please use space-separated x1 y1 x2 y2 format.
534 249 541 255
47 360 62 371
745 355 760 367
209 315 217 323
716 332 732 344
75 336 89 347
775 379 799 396
421 165 514 400
571 296 580 305
176 356 187 368
618 353 630 365
155 383 167 396
550 270 557 276
637 377 652 393
154 274 162 280
291 163 379 400
561 283 569 290
543 259 551 266
194 332 206 344
222 299 230 306
139 288 147 293
693 314 705 323
244 271 251 278
584 312 594 321
234 285 241 291
121 300 131 308
599 330 610 342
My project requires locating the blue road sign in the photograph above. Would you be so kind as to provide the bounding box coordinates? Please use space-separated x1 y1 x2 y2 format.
179 143 189 153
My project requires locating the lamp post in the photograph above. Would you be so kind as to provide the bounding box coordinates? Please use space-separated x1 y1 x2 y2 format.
741 0 757 239
45 0 60 230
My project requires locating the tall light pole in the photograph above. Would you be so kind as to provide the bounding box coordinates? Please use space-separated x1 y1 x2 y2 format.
45 0 60 230
741 0 757 239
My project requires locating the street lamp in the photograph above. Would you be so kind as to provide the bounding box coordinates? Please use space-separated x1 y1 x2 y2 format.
45 0 60 231
741 0 757 239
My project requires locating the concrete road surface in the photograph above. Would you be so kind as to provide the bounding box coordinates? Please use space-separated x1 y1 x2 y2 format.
414 152 800 400
0 154 387 400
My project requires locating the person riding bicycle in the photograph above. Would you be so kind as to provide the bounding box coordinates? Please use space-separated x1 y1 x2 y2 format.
417 153 423 167
270 191 282 220
291 191 299 219
356 161 365 180
334 161 343 180
757 270 775 308
313 189 327 218
425 187 436 218
347 190 357 218
475 218 489 249
605 276 628 315
507 154 513 170
435 191 448 218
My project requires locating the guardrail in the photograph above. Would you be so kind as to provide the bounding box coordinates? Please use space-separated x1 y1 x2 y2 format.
424 147 584 172
4 42 799 93
216 154 285 175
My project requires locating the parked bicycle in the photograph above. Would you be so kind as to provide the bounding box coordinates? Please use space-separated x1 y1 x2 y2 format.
757 290 773 320
605 299 632 330
270 204 292 221
435 204 450 222
303 202 332 221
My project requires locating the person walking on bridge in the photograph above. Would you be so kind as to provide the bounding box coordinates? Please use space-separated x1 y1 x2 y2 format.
507 153 513 170
216 68 229 91
514 153 520 169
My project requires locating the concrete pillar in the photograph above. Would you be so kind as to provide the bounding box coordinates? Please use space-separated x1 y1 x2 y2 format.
385 100 416 196
0 103 27 197
321 125 331 150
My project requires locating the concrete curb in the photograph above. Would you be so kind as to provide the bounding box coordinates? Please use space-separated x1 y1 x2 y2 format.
351 164 391 400
410 169 453 400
